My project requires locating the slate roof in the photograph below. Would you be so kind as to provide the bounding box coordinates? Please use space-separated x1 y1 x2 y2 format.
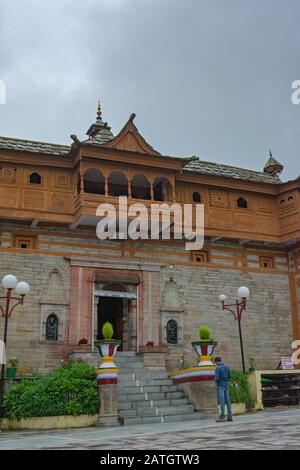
183 158 282 185
0 136 70 156
82 127 114 146
0 135 282 185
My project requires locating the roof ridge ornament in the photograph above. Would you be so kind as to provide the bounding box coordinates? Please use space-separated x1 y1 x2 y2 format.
263 150 284 177
96 99 102 123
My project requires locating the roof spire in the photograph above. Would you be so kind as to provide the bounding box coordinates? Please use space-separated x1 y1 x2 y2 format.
85 99 114 143
263 150 284 177
96 99 102 123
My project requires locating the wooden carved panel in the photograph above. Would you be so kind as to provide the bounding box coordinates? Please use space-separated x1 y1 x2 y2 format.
0 187 18 207
255 215 277 235
208 210 233 229
22 189 46 210
279 194 296 216
0 167 17 184
257 199 273 214
208 189 230 210
53 173 70 188
233 213 255 232
50 193 73 213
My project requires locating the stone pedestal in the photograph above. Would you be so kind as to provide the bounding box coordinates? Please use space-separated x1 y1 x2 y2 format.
181 381 219 418
97 383 120 427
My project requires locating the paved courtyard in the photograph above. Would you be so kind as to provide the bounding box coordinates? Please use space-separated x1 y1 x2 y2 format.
0 408 300 450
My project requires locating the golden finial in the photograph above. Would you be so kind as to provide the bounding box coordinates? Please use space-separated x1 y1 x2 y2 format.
96 99 102 121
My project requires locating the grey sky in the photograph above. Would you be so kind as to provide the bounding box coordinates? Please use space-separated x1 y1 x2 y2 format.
0 0 299 181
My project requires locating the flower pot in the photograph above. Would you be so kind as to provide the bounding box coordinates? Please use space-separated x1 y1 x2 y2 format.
6 367 17 379
191 339 218 381
192 340 217 365
94 340 121 385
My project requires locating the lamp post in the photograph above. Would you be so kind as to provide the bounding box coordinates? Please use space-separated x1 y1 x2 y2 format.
219 286 250 374
0 274 30 418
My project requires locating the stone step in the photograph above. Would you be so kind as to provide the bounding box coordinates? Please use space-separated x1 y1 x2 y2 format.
122 379 173 387
156 405 194 415
121 412 203 426
118 390 185 403
115 362 144 369
118 397 189 411
115 352 203 426
120 404 193 418
119 371 169 379
116 352 137 357
119 384 181 395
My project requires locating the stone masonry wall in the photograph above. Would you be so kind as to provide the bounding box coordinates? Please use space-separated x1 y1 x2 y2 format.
0 252 70 374
0 222 295 375
161 265 293 372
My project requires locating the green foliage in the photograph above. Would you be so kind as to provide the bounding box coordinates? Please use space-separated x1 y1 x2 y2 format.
198 325 211 340
229 370 254 408
3 362 99 420
8 357 19 367
102 322 114 340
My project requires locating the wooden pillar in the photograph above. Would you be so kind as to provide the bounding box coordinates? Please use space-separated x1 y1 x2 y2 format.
128 180 132 198
150 182 154 201
105 177 109 196
80 175 84 193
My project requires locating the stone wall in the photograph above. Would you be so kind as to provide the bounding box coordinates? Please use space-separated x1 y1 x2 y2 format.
0 222 295 375
162 264 293 372
0 252 70 374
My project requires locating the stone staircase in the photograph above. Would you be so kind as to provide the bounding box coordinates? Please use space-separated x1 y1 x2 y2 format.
116 352 203 425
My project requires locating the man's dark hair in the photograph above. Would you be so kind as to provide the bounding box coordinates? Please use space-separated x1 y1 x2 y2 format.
215 357 222 363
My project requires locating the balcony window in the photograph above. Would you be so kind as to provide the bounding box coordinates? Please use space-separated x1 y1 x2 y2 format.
83 169 105 194
108 172 128 197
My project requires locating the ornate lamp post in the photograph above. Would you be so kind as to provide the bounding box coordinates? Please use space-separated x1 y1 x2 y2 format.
219 286 250 374
0 274 30 418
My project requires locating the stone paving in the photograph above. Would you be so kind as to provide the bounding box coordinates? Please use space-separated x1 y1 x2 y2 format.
0 408 300 450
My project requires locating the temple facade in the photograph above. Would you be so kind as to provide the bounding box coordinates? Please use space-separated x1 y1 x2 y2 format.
0 103 299 374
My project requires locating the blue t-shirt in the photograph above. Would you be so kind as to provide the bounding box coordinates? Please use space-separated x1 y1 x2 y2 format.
215 363 231 386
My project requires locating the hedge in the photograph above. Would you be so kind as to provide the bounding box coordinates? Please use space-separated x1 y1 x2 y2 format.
3 362 99 420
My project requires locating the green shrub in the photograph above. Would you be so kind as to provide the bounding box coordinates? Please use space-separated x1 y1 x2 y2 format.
3 362 99 420
229 370 254 408
198 325 211 340
102 322 114 340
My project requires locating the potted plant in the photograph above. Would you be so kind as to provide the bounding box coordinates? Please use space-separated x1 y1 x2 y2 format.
6 357 19 379
94 322 121 385
249 357 256 373
77 338 90 350
191 326 217 373
146 341 154 350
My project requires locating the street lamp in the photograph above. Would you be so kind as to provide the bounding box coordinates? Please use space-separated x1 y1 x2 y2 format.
219 286 250 374
0 274 30 417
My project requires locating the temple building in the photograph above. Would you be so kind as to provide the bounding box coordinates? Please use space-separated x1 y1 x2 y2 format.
0 103 299 374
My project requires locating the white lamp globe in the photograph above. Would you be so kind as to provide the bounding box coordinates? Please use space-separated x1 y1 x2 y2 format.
237 286 249 299
16 281 30 296
2 274 18 290
219 294 227 302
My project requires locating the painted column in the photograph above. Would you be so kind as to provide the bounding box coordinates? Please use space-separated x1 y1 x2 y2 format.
95 340 121 427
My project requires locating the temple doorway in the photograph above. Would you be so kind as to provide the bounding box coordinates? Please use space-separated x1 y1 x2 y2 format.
97 297 124 346
94 280 138 352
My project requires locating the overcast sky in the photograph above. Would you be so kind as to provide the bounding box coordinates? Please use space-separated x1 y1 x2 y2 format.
0 0 299 181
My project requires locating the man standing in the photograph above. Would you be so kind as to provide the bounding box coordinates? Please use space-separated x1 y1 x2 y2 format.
215 356 233 422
